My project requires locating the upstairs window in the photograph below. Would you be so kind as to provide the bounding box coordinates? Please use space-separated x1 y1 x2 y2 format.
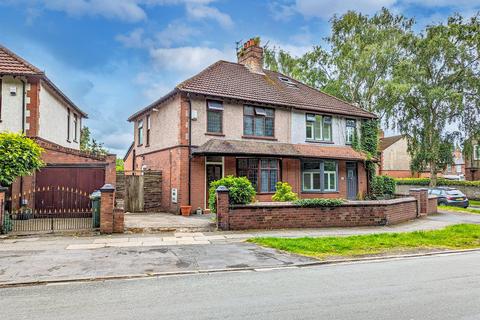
237 158 279 193
474 145 480 161
345 119 356 144
67 109 71 141
73 114 78 142
306 114 332 142
146 115 151 146
243 105 274 137
207 100 223 133
137 119 144 146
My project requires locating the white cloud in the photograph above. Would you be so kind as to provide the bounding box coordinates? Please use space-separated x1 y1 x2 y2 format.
294 0 396 19
185 2 233 28
116 28 149 48
155 21 198 47
149 46 231 73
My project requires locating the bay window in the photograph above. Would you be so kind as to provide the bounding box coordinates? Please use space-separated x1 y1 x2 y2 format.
237 158 279 193
207 100 223 133
244 106 274 137
345 119 356 144
302 159 338 192
306 114 332 142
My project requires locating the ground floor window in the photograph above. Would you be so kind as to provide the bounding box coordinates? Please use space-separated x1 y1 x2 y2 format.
237 158 279 193
302 159 338 192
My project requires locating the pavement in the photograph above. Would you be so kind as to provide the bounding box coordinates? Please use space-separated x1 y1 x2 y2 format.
1 251 480 319
1 210 479 286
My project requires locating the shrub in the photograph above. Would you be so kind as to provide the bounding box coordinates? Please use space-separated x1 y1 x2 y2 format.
292 198 344 207
208 176 256 213
395 178 480 187
0 132 44 186
272 182 298 202
371 175 396 198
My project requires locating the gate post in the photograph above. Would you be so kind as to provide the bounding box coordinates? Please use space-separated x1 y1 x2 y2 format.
0 186 7 234
100 184 115 234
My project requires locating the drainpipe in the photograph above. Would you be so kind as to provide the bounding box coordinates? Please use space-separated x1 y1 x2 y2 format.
187 93 192 206
19 78 26 207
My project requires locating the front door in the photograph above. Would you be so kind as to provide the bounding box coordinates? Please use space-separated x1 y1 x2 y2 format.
206 164 223 207
346 162 358 200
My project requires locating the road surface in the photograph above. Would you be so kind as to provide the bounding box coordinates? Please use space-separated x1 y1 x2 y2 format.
2 251 480 319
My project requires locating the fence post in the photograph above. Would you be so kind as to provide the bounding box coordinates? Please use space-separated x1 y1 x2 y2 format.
100 184 115 234
409 188 428 217
216 186 230 230
0 186 7 234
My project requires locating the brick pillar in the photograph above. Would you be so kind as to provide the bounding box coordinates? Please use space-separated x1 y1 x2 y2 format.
409 188 428 217
0 186 7 233
100 184 115 234
216 186 230 230
113 199 125 233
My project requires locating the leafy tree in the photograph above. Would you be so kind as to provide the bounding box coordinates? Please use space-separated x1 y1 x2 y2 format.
80 126 108 156
387 14 480 186
116 159 124 172
0 132 44 186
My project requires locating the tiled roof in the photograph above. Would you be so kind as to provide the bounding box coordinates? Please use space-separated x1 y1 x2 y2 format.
0 45 43 75
192 139 366 160
129 60 377 121
0 45 88 117
380 135 404 151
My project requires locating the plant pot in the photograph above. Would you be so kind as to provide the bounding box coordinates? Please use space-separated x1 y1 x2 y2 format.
180 206 192 216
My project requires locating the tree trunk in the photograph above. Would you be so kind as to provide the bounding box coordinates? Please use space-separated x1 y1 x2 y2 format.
429 163 437 187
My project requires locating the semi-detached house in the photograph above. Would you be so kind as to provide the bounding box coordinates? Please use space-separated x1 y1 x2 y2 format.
128 39 377 214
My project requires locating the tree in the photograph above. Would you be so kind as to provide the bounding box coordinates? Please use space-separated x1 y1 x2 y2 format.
80 126 108 156
388 14 480 186
116 159 124 172
0 132 44 186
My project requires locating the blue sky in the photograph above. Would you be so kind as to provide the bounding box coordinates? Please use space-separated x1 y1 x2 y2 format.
1 0 479 156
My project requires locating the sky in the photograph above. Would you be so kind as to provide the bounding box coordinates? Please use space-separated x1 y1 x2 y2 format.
0 0 479 157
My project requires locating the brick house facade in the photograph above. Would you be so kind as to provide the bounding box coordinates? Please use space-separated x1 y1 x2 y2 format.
128 39 376 214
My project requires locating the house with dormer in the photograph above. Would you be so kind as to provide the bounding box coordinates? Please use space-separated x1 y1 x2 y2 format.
127 39 376 214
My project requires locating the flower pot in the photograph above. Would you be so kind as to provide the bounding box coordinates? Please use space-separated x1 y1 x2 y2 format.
180 206 192 216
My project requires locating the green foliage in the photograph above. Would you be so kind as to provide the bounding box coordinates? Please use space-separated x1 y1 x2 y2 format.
0 132 44 185
80 126 108 156
395 178 480 187
208 176 256 213
370 176 396 198
116 159 124 172
272 182 298 202
292 198 344 208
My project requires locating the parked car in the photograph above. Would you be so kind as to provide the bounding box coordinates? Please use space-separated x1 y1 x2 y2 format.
443 174 465 181
428 187 469 208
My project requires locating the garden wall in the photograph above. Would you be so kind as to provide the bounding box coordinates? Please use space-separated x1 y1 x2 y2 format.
215 188 431 230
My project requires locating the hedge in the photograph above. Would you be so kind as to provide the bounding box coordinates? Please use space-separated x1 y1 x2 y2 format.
395 178 480 187
292 198 344 207
208 176 256 213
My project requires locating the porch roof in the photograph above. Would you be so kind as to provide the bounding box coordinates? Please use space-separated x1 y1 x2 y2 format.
192 139 366 161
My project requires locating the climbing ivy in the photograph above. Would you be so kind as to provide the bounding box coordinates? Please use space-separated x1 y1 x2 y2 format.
353 119 380 195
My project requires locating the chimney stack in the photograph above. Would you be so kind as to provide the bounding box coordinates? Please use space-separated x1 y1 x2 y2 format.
237 37 264 74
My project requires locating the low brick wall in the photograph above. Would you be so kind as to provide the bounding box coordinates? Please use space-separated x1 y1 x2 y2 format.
428 195 438 215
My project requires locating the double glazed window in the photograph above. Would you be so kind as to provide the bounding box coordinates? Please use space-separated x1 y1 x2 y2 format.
345 119 356 144
244 106 274 137
137 119 144 146
302 160 338 192
237 158 279 193
474 145 480 161
306 114 332 142
207 100 223 133
146 115 151 146
73 114 78 142
67 109 71 141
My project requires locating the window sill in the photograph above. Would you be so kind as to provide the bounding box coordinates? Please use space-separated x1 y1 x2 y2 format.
242 135 277 141
145 144 150 148
301 191 339 194
137 144 143 147
305 140 334 144
66 139 71 143
205 132 225 137
256 192 276 195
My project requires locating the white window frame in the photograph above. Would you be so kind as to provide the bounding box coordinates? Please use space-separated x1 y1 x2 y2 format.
474 145 480 160
305 114 332 142
323 161 337 192
301 160 338 193
345 119 356 145
137 119 144 146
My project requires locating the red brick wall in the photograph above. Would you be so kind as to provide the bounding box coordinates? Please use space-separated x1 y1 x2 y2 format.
428 195 438 215
216 197 418 230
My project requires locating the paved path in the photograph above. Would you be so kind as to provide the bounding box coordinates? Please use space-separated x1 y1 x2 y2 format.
2 251 480 319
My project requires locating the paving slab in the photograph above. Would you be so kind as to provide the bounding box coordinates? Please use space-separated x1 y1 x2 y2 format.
66 244 105 250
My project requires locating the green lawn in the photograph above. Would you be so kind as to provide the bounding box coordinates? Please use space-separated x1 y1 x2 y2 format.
249 224 480 259
469 200 480 207
439 205 480 214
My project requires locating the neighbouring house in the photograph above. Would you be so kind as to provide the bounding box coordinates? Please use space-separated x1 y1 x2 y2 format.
0 45 115 210
123 142 135 174
465 141 480 180
127 39 376 214
379 134 465 178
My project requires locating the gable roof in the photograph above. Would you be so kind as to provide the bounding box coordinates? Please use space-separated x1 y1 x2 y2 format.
129 60 377 121
380 135 404 151
0 45 88 118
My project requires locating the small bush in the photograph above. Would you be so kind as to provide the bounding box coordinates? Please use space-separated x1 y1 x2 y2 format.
208 176 256 213
293 198 344 207
395 178 480 187
371 175 396 198
272 182 298 202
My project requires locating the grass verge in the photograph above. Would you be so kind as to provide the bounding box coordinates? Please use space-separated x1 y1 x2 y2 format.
469 200 480 207
439 205 480 214
249 224 480 259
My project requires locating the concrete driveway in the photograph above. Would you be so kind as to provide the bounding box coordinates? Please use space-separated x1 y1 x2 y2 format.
124 212 215 233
